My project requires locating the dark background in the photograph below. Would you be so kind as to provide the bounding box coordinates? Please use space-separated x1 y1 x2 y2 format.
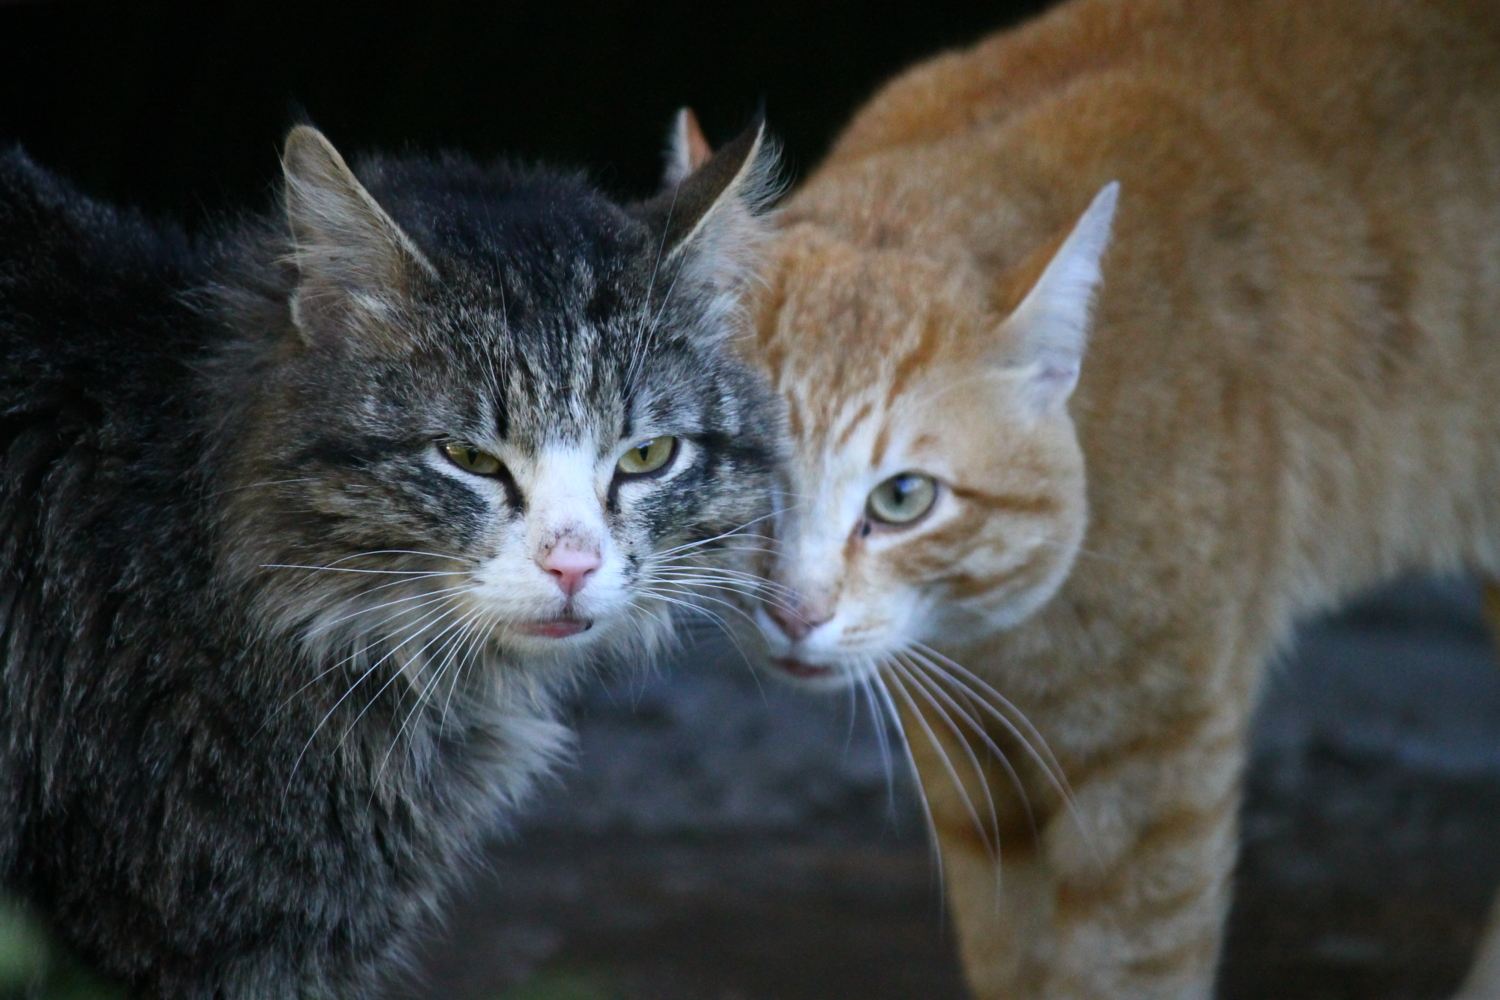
0 0 1053 226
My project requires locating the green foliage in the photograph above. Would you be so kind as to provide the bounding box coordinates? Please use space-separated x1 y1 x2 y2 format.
0 901 124 1000
497 969 619 1000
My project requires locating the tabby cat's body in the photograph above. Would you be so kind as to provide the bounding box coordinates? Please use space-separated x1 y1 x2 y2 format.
738 1 1500 996
0 122 779 998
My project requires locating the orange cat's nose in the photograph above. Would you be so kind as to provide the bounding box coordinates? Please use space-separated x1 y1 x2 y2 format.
767 602 831 641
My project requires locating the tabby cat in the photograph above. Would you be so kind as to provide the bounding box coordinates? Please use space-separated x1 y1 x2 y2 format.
721 0 1500 996
0 118 779 998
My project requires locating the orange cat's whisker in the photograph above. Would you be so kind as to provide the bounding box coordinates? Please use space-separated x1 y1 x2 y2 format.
889 658 1005 866
857 674 899 822
911 644 1074 799
870 669 947 893
896 654 1039 850
908 644 1099 867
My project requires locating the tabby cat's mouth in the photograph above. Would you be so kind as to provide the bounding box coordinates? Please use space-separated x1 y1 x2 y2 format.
774 657 834 679
517 617 594 639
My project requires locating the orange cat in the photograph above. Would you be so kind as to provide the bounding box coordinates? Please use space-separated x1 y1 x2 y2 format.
704 0 1500 996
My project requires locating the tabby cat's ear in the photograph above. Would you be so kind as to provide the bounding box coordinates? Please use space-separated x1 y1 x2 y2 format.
999 182 1119 415
281 125 435 351
636 113 780 336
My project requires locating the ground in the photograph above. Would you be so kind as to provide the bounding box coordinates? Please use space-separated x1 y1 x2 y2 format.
403 579 1500 1000
3 579 1497 1000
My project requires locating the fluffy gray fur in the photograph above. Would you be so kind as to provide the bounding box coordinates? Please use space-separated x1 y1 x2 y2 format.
0 121 781 998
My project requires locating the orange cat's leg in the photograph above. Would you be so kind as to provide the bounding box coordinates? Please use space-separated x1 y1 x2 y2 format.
1453 583 1500 999
910 695 1245 1000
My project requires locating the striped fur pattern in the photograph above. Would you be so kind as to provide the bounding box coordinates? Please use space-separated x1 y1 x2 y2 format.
739 1 1500 997
0 122 779 998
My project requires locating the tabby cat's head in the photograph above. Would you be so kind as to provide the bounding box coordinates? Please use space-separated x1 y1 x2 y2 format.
213 121 781 685
747 184 1117 687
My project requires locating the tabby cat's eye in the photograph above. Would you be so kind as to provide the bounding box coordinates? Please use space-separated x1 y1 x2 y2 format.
867 472 938 525
443 441 504 476
616 436 677 477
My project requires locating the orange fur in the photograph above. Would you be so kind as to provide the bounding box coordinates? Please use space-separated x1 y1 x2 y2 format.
740 1 1500 997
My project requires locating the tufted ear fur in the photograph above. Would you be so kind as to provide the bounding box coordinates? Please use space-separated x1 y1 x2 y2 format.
635 113 781 340
1000 182 1119 414
281 125 436 351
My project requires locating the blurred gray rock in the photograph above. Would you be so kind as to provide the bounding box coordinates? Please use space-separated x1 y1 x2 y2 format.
414 577 1500 1000
521 641 922 841
524 577 1500 842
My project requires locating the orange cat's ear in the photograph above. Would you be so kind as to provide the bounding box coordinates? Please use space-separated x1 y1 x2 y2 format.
663 107 715 188
281 125 436 353
644 113 778 259
999 182 1119 414
632 113 782 339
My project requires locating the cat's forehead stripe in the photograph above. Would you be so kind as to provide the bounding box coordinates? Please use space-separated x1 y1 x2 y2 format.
883 311 947 412
833 400 874 449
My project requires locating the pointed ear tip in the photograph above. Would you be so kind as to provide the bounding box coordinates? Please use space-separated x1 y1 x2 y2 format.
282 125 341 172
284 124 323 152
1094 180 1121 214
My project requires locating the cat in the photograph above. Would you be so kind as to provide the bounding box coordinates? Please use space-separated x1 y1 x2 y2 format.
704 0 1500 997
0 114 781 999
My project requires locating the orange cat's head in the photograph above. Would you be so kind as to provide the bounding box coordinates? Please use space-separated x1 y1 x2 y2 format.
746 184 1117 688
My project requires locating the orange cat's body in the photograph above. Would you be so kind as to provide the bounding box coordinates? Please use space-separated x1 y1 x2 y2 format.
737 1 1500 996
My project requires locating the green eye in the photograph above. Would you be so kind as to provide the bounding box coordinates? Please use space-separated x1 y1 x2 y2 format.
616 436 677 477
867 472 938 525
443 441 503 476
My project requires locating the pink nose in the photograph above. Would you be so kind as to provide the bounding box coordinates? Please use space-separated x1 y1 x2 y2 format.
767 603 831 642
539 545 601 597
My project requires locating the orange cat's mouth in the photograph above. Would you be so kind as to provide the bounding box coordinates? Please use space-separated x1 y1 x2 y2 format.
773 657 834 679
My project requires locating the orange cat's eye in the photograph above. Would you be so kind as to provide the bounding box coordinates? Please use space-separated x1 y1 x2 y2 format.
867 472 938 526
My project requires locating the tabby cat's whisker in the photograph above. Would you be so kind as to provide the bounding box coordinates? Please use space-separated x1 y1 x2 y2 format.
649 583 765 631
643 588 757 670
304 584 476 638
266 591 470 726
623 180 678 395
341 600 481 756
291 548 473 568
652 573 799 613
375 608 489 786
652 564 800 598
204 477 320 499
624 596 673 635
284 595 467 794
652 511 783 557
261 564 459 577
